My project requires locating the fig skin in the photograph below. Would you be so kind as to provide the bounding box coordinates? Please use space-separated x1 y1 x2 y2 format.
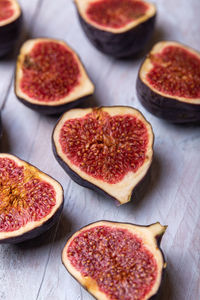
1 204 63 244
75 0 156 58
62 220 167 300
78 13 156 58
0 153 64 244
0 113 2 138
52 106 154 205
15 94 89 115
136 41 200 123
0 1 22 57
15 38 95 115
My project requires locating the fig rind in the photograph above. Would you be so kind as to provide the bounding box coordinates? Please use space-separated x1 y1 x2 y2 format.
0 153 64 244
15 38 95 115
0 0 22 57
15 94 90 115
52 106 154 205
62 220 167 300
75 0 156 58
78 13 156 58
137 41 200 123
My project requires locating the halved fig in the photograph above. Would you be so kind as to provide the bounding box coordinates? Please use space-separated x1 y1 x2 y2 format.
62 220 167 300
137 41 200 123
53 106 154 205
74 0 156 58
15 38 95 114
0 0 22 56
0 153 64 243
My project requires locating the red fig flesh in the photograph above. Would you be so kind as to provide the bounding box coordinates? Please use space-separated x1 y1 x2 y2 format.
0 0 20 25
86 0 149 29
137 41 200 123
62 221 166 300
53 106 154 204
75 0 156 57
0 154 64 243
15 38 94 114
0 0 22 56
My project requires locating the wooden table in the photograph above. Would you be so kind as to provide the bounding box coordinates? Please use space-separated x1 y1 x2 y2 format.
0 0 200 299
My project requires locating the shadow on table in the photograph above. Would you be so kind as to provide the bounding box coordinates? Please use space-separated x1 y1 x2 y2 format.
42 94 101 127
158 268 174 300
0 124 11 153
0 20 32 62
15 213 72 250
115 26 167 62
128 151 162 210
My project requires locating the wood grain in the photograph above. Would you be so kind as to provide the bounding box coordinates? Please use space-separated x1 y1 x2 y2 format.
0 0 200 299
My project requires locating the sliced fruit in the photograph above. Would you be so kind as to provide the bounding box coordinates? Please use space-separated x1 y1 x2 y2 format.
15 38 95 114
0 153 64 243
137 41 200 123
0 0 22 56
75 0 156 58
53 106 154 205
62 220 167 300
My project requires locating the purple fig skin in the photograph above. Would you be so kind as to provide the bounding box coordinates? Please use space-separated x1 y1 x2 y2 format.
0 203 63 244
0 14 22 57
77 12 156 58
52 141 153 205
14 38 95 115
0 154 64 244
52 106 154 205
14 92 91 115
52 140 122 204
62 221 167 300
0 114 2 138
136 75 200 123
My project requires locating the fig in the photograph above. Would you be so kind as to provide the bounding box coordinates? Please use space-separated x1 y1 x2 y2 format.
53 106 154 205
62 220 167 300
0 153 64 243
15 38 95 114
137 41 200 123
74 0 156 58
0 0 22 57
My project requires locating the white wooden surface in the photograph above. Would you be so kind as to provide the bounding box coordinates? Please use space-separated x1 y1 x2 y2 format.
0 1 200 299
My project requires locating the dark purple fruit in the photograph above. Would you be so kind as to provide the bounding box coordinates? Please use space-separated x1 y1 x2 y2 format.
0 113 2 138
75 0 156 58
62 220 167 300
52 106 154 205
0 153 64 243
15 38 95 115
0 0 22 57
137 41 200 123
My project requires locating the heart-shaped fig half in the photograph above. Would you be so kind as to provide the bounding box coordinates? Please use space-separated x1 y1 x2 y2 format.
137 41 200 123
53 106 154 205
62 221 167 300
0 153 64 243
0 0 22 56
15 38 94 114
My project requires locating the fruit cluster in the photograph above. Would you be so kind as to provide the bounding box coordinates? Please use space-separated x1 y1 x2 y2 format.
0 0 199 299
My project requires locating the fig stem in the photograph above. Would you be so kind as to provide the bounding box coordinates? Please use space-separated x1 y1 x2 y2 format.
149 222 167 238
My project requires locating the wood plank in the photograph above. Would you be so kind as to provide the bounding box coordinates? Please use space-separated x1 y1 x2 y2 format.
0 0 200 299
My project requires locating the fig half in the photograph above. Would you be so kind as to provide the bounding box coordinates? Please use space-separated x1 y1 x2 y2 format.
0 0 22 56
15 38 95 114
53 106 154 205
137 41 200 123
75 0 156 58
62 220 167 300
0 153 64 243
